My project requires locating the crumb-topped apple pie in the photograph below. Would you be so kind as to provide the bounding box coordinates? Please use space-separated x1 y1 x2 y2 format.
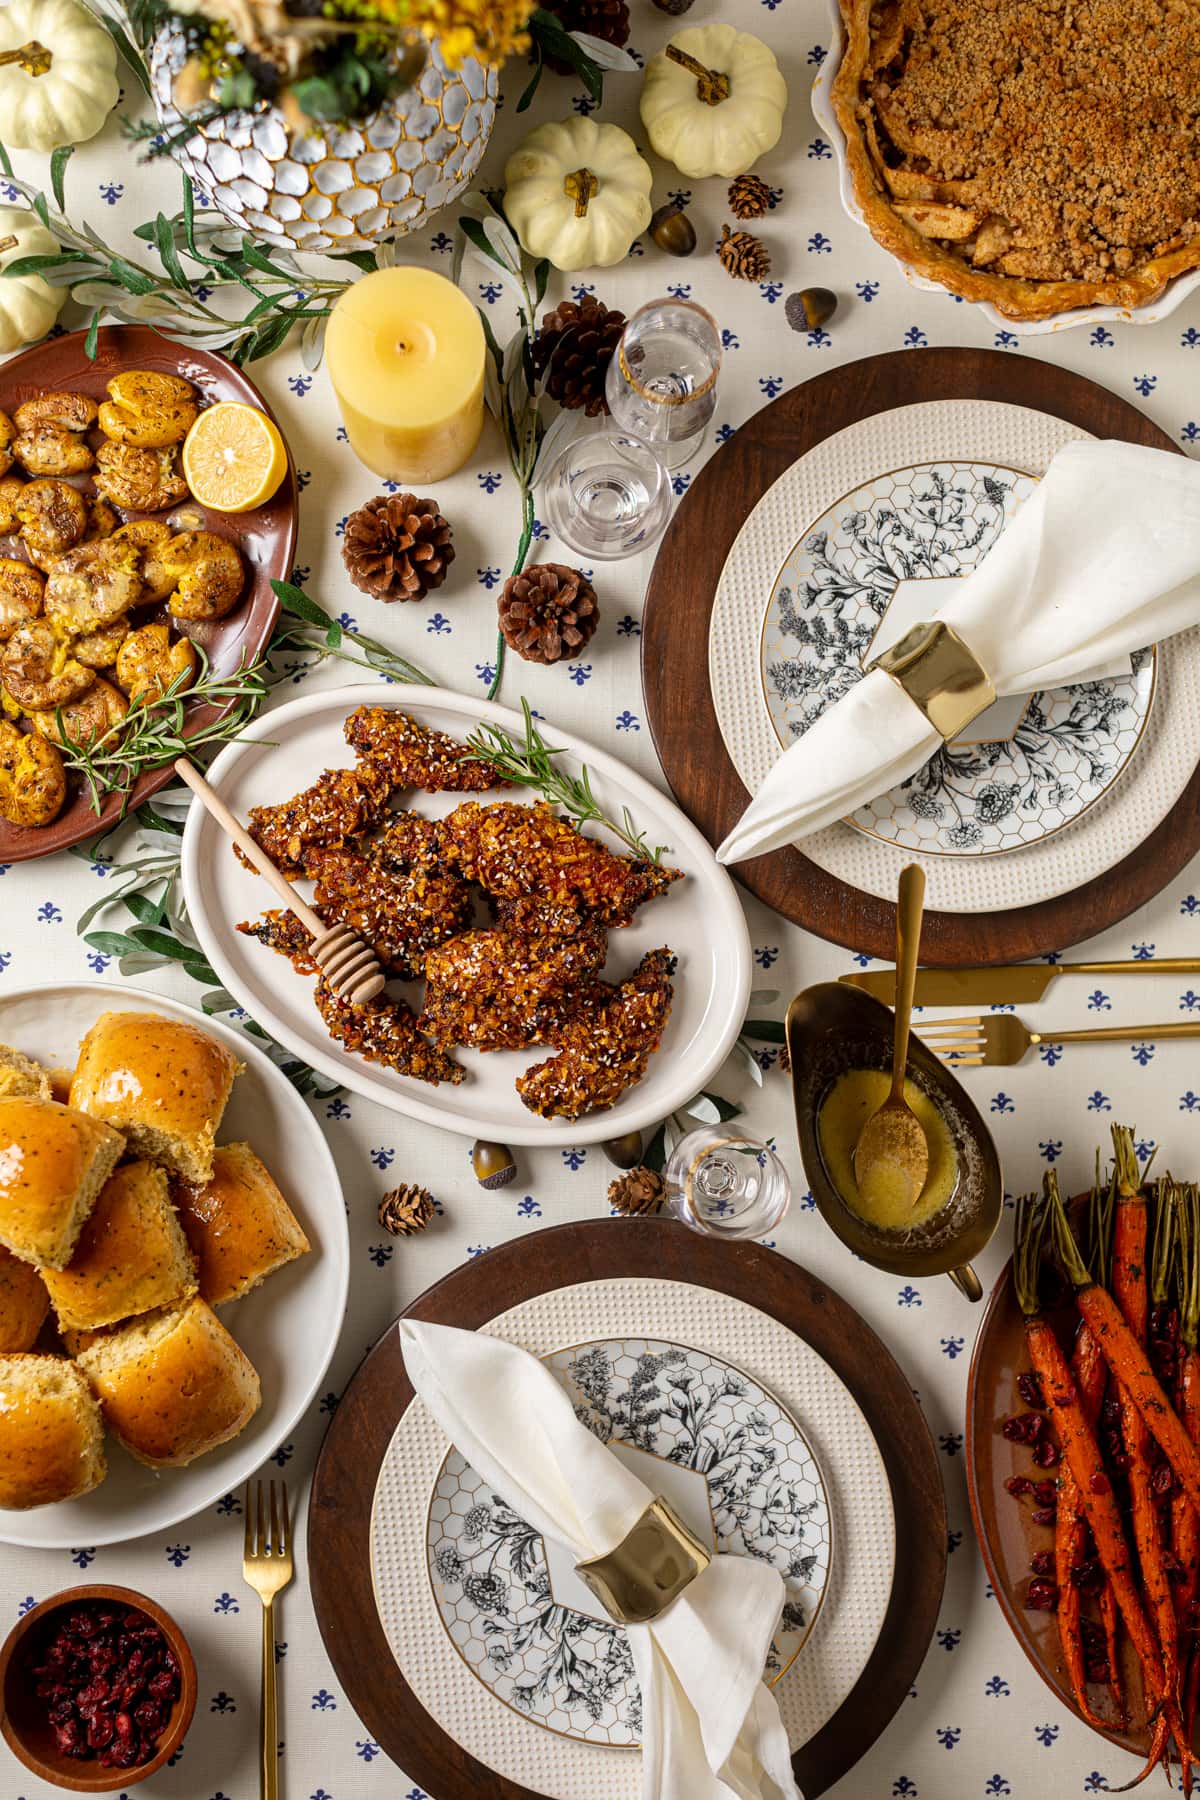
831 0 1200 320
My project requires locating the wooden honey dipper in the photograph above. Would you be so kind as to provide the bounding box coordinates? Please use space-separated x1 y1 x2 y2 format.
173 758 387 1005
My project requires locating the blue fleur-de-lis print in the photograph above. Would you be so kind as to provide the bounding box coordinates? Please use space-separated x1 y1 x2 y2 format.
1087 1090 1113 1112
86 952 111 973
856 280 880 301
936 1726 961 1748
213 1593 239 1613
275 1641 287 1662
425 612 451 635
940 1432 964 1457
70 1548 95 1568
368 1243 393 1267
517 1196 541 1217
948 1529 963 1552
1040 1139 1063 1162
466 1244 490 1257
288 374 313 397
357 1739 381 1761
984 1674 1010 1696
1184 327 1200 347
531 517 549 540
165 1544 190 1567
1181 1092 1200 1112
568 662 593 687
211 1691 237 1712
759 376 784 398
995 330 1020 349
808 43 827 63
1134 374 1157 396
807 231 832 253
475 662 497 685
938 1628 962 1650
327 1096 351 1119
722 327 740 349
1091 326 1115 347
904 326 928 347
1180 991 1200 1011
1034 1723 1059 1746
715 422 735 443
1137 1138 1156 1159
616 614 641 635
985 1778 1011 1796
666 282 692 301
615 710 640 731
271 1443 293 1468
37 901 62 922
319 1391 339 1414
477 566 502 589
406 1788 430 1799
561 1148 586 1170
941 1336 964 1359
805 327 833 349
1132 941 1156 959
1181 421 1198 446
1131 1043 1155 1065
430 231 452 253
17 1595 35 1615
1038 1043 1063 1066
311 1690 337 1710
990 1093 1015 1114
897 1285 922 1307
1085 1775 1109 1792
215 1492 242 1515
671 472 690 495
99 181 124 204
755 945 779 968
477 472 502 493
478 281 503 303
892 1780 917 1798
759 282 783 303
1182 894 1200 913
370 1147 394 1169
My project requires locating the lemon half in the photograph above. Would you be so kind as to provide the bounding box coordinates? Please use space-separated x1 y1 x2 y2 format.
182 402 288 514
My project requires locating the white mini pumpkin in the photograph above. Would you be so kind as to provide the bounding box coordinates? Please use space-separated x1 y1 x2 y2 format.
504 118 653 272
0 0 119 152
0 207 67 354
640 24 787 180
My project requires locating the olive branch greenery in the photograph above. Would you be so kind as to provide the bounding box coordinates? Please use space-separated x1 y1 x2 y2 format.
454 195 583 703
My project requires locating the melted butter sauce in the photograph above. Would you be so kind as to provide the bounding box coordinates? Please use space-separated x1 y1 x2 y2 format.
818 1068 959 1232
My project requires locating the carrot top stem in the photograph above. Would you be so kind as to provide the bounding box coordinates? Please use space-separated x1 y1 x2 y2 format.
1152 1177 1179 1308
1182 1184 1200 1353
1047 1168 1094 1290
1015 1191 1051 1315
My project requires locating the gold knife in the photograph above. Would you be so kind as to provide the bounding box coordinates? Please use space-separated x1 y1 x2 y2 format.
841 959 1200 1008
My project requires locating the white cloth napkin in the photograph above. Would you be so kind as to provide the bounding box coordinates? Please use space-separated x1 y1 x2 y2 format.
400 1320 802 1800
717 440 1200 863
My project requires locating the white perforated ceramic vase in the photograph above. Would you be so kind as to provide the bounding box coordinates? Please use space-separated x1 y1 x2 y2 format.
149 24 498 253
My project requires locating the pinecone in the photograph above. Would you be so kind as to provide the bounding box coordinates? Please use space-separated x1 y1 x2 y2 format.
341 494 455 602
378 1184 437 1235
498 563 599 664
532 296 626 417
608 1166 667 1217
717 224 771 281
728 173 772 220
541 0 629 72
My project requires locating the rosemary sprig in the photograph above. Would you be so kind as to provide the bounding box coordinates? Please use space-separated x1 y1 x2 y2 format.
59 646 270 815
466 697 668 863
268 580 435 687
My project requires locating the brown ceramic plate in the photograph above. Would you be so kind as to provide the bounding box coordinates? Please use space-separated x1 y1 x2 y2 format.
0 324 297 862
966 1246 1154 1762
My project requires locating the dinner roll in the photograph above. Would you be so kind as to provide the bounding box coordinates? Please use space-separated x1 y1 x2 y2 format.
69 1011 242 1184
176 1143 310 1307
0 1043 52 1102
74 1296 260 1467
42 1160 197 1332
0 1097 125 1270
0 1244 48 1351
0 1355 106 1508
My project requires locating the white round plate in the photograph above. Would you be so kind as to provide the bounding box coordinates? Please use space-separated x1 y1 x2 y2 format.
810 0 1200 336
372 1278 896 1798
710 399 1200 914
761 459 1155 856
0 981 349 1549
182 685 752 1147
427 1336 831 1748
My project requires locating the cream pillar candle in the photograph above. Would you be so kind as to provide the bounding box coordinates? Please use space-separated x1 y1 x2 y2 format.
325 266 486 484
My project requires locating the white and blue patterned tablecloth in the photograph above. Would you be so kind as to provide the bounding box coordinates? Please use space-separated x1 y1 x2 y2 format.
4 1 1200 1794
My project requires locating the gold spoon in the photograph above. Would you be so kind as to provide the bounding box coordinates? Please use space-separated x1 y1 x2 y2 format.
853 862 929 1211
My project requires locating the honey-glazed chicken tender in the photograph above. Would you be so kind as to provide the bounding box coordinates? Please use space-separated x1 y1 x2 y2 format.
1 619 95 711
94 441 189 512
516 949 675 1121
150 531 243 622
99 370 197 448
29 677 127 749
16 479 87 567
44 540 142 636
115 622 196 703
0 411 13 481
0 719 66 826
73 618 130 670
13 393 98 434
13 425 94 478
0 560 43 641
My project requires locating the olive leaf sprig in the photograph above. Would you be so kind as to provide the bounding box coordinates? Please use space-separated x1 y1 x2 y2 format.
0 146 367 367
268 580 436 687
454 195 580 702
466 697 669 862
521 9 638 112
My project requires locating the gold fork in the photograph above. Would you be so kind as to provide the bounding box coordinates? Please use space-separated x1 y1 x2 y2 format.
243 1480 294 1800
919 1014 1200 1067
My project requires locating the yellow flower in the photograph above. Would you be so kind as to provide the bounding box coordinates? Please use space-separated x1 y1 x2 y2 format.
410 0 534 65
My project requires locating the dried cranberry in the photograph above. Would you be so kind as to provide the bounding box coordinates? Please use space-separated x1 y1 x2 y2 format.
1089 1470 1111 1495
148 1670 176 1700
1032 1437 1062 1467
1032 1506 1057 1526
1031 1551 1055 1576
1002 1412 1046 1445
1017 1372 1046 1408
1033 1479 1059 1506
22 1601 175 1771
1070 1558 1103 1593
1152 1462 1175 1496
1026 1578 1058 1611
86 1714 114 1750
1004 1475 1033 1498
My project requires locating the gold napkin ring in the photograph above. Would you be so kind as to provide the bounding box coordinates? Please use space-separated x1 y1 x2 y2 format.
865 619 996 740
575 1496 712 1625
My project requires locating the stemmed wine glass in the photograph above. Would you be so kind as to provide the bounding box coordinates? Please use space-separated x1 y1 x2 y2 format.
662 1126 792 1241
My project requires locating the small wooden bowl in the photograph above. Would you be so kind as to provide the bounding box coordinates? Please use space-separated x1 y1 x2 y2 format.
786 982 1003 1300
0 1585 197 1792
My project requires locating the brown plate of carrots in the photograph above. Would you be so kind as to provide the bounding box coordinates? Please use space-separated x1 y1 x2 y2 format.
967 1131 1200 1785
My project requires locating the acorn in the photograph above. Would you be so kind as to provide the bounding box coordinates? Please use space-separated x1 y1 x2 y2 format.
472 1139 517 1189
601 1130 644 1170
650 203 697 258
652 0 695 14
785 287 838 332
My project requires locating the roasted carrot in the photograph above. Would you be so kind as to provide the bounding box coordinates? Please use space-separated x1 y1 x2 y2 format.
1111 1131 1180 1718
1175 1185 1200 1753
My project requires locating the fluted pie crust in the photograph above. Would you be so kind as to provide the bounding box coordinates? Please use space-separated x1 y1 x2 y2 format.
831 0 1200 321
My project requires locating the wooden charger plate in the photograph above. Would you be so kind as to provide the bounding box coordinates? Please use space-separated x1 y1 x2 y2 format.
0 324 298 863
309 1219 947 1800
642 346 1194 964
966 1246 1151 1762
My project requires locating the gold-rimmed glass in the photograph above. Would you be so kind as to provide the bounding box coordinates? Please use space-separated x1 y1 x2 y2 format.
604 297 722 467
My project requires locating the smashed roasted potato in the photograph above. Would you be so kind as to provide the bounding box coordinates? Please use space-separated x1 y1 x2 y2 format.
94 441 190 512
13 425 93 479
115 621 197 704
150 530 244 621
0 718 66 827
98 371 197 448
73 618 130 669
13 393 98 435
111 519 176 600
1 619 96 711
28 676 127 749
0 560 43 642
44 540 143 635
0 474 24 534
16 479 88 568
0 411 13 483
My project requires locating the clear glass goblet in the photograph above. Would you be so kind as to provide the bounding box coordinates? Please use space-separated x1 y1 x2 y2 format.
604 297 722 469
663 1126 792 1241
541 428 673 560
